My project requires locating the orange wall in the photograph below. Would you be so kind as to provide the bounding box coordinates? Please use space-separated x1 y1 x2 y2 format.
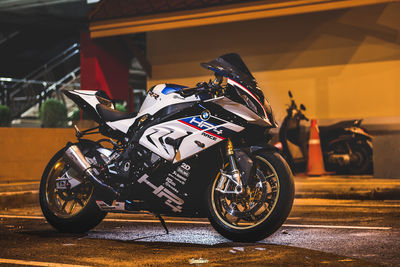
147 3 400 121
0 128 103 181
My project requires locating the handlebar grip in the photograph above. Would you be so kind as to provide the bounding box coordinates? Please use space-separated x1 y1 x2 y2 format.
178 87 197 97
179 85 212 97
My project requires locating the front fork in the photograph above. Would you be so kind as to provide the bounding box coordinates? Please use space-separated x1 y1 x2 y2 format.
216 139 243 194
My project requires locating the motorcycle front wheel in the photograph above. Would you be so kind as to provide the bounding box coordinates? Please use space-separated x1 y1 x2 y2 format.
39 146 107 233
206 151 294 242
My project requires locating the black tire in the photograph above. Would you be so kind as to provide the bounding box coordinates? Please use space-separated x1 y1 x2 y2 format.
206 151 295 242
348 140 373 174
39 147 107 233
327 139 373 174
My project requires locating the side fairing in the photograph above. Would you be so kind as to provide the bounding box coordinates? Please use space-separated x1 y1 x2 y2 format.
106 117 137 134
206 96 272 127
67 90 99 110
131 146 222 216
139 114 243 163
138 84 199 117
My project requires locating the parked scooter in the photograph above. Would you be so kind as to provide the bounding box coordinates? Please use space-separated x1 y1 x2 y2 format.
277 91 373 174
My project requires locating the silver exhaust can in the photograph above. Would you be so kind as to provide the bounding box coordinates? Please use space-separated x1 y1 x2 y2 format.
63 144 119 197
63 145 92 175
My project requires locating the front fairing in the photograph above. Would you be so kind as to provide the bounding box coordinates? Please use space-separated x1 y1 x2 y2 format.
201 53 277 127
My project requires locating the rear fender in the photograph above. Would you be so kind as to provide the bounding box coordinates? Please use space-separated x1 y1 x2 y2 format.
344 126 372 139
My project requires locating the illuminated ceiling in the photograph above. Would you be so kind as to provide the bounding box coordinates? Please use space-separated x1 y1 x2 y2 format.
89 0 399 38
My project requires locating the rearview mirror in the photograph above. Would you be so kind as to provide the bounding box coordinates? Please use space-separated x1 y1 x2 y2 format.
300 104 306 111
288 91 293 98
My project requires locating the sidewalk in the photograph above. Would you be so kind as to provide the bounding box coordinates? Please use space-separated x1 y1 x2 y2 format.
1 175 400 209
295 175 400 200
0 180 39 209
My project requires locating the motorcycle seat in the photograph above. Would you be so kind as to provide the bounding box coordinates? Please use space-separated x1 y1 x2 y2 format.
319 119 361 133
96 104 135 122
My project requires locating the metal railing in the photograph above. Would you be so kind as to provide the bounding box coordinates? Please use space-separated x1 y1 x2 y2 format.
0 43 80 118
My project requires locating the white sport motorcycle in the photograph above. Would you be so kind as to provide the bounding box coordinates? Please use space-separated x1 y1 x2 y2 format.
39 53 294 242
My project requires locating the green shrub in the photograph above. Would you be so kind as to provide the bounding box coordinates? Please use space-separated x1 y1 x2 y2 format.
69 108 90 121
69 108 80 121
40 99 68 128
115 103 127 112
0 105 11 127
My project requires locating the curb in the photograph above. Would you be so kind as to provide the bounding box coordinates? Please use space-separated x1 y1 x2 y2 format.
0 191 39 209
296 188 400 200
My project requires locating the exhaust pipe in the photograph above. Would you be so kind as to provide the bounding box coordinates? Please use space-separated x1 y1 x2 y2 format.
63 144 119 197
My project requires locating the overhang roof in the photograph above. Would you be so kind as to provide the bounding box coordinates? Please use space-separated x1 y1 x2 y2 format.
89 0 399 38
89 0 253 22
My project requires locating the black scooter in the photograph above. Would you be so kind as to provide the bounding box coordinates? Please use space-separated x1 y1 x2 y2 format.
277 91 373 174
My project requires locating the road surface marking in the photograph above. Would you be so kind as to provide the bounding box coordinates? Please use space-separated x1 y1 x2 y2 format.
283 224 391 230
295 182 400 185
295 203 400 208
0 215 45 220
0 190 38 196
0 181 39 187
0 214 392 230
0 258 90 267
293 199 400 208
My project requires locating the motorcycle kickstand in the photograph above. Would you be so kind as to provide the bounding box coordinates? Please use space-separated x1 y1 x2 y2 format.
154 213 169 234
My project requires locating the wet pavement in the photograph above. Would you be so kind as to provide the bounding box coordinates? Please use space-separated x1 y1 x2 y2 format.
0 198 399 266
1 176 400 266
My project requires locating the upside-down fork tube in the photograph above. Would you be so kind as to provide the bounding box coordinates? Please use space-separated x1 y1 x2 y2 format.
225 139 242 187
63 144 119 198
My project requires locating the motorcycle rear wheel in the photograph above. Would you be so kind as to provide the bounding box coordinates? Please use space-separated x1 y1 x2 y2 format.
327 140 372 174
206 151 294 242
39 147 107 233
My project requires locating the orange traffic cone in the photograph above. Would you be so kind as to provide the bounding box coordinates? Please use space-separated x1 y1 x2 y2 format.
306 119 326 176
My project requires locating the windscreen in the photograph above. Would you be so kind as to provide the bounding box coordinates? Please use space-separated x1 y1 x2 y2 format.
201 53 275 125
201 53 264 101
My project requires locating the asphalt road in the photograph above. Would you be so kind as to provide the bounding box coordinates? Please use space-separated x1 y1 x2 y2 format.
0 199 399 266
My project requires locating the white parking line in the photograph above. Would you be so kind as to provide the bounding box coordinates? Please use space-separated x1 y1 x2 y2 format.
283 224 392 230
0 258 90 267
0 214 392 230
